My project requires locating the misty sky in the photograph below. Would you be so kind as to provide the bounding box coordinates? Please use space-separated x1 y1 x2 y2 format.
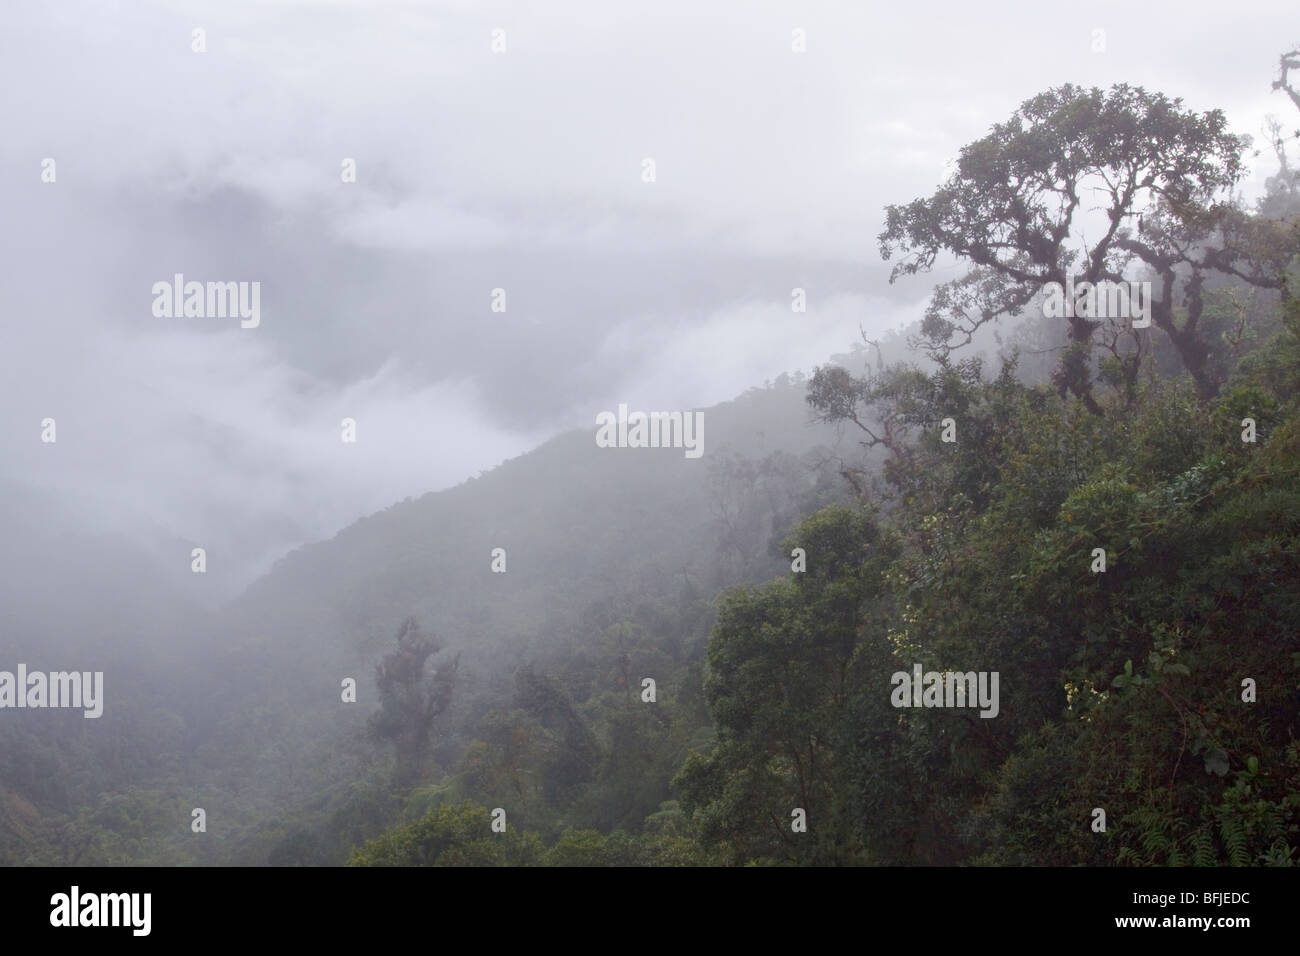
1 0 1295 596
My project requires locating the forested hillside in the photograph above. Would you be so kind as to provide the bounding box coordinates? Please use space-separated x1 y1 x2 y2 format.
349 74 1300 867
4 61 1300 869
1 371 873 864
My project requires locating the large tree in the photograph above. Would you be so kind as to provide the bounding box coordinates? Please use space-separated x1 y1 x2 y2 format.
369 617 458 787
675 505 897 864
878 83 1283 406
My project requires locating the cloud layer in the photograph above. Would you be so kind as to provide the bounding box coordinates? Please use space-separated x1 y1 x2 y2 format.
2 0 1293 595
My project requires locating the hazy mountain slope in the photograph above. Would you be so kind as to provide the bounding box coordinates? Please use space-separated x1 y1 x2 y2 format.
3 376 858 863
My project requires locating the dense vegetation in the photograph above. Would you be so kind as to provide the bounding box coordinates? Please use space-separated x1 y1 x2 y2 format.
351 63 1300 867
4 58 1300 867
